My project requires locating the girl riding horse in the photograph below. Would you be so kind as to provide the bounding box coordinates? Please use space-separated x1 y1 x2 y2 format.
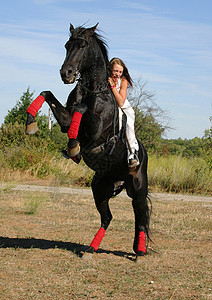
26 23 151 259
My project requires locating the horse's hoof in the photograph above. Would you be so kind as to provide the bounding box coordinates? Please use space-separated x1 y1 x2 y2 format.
67 145 80 157
135 251 145 263
70 152 81 164
81 246 95 260
67 139 80 157
25 122 39 135
81 252 94 260
62 150 81 164
135 255 145 263
62 150 70 159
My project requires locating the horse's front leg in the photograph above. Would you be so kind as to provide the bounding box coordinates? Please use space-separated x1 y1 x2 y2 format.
26 91 71 134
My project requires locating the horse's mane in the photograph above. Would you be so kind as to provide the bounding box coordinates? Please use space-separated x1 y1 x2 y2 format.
71 26 110 76
94 32 109 62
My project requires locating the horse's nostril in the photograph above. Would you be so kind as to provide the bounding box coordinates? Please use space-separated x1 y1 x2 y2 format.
67 69 72 76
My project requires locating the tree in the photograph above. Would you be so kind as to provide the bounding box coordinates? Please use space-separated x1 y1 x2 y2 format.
50 122 68 151
4 87 35 125
128 79 173 152
202 116 212 169
4 87 51 137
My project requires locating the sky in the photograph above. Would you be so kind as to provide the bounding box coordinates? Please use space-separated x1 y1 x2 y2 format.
0 0 211 139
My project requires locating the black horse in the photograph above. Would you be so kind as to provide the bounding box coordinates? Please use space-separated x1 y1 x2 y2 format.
26 23 151 258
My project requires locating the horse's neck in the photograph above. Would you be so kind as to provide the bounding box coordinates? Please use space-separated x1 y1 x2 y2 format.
86 69 107 90
83 48 108 90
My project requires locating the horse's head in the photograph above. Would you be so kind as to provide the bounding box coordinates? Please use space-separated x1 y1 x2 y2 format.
60 23 99 84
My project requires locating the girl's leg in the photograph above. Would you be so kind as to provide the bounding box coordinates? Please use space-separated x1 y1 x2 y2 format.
123 107 139 167
124 107 139 151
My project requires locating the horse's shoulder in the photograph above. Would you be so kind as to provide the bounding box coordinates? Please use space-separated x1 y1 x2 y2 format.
67 83 83 105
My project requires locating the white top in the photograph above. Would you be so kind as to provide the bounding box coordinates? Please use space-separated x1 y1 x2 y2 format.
116 78 131 109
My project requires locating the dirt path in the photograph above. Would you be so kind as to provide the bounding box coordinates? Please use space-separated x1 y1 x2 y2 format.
2 183 212 203
0 182 211 298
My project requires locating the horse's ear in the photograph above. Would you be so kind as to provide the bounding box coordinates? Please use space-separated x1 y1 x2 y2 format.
70 23 74 33
91 23 99 32
87 23 99 34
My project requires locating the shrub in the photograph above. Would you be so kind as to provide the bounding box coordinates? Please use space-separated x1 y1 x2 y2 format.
148 155 212 194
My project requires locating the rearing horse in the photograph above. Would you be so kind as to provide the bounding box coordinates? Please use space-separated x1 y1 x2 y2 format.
26 23 151 258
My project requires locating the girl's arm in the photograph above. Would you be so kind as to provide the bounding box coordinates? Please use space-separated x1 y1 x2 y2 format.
109 78 128 108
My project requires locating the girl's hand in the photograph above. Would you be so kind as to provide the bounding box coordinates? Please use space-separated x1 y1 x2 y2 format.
108 77 117 87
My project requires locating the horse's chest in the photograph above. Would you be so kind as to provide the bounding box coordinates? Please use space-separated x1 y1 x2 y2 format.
86 96 104 115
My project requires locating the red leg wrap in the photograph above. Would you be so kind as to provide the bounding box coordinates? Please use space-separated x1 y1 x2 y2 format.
68 111 83 139
137 231 146 253
27 95 45 117
90 227 105 251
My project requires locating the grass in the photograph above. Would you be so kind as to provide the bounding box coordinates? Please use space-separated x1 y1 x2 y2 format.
0 146 211 194
0 188 211 299
24 195 44 215
148 154 212 194
0 146 94 187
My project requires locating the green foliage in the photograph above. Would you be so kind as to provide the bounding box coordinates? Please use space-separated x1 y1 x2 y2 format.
128 79 172 152
4 87 34 125
0 122 56 151
159 122 212 171
202 125 212 170
203 126 212 152
134 107 164 152
161 137 205 157
3 87 50 141
0 121 61 180
148 155 212 194
0 122 29 148
1 87 211 195
50 123 68 151
24 195 44 215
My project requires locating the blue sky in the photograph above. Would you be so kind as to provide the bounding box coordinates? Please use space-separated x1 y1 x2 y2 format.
0 0 211 139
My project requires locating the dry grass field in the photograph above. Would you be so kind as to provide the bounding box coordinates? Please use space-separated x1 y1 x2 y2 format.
0 182 211 299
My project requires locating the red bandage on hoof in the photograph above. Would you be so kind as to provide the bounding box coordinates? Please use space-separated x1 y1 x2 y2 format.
68 111 83 139
27 95 45 117
90 227 105 251
137 231 146 253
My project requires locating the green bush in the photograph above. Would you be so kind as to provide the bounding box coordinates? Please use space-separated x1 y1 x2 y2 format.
1 120 211 194
148 155 212 194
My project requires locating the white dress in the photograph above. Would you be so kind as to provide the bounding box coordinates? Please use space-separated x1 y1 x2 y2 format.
116 78 139 152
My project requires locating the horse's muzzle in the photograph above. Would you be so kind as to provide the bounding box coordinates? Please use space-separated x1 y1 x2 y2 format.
60 68 78 84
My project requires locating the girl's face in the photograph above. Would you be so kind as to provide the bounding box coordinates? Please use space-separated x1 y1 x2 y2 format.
112 63 123 79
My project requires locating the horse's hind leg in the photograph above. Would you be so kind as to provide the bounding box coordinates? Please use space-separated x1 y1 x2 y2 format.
132 190 150 256
26 91 71 134
126 171 150 257
85 175 114 254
